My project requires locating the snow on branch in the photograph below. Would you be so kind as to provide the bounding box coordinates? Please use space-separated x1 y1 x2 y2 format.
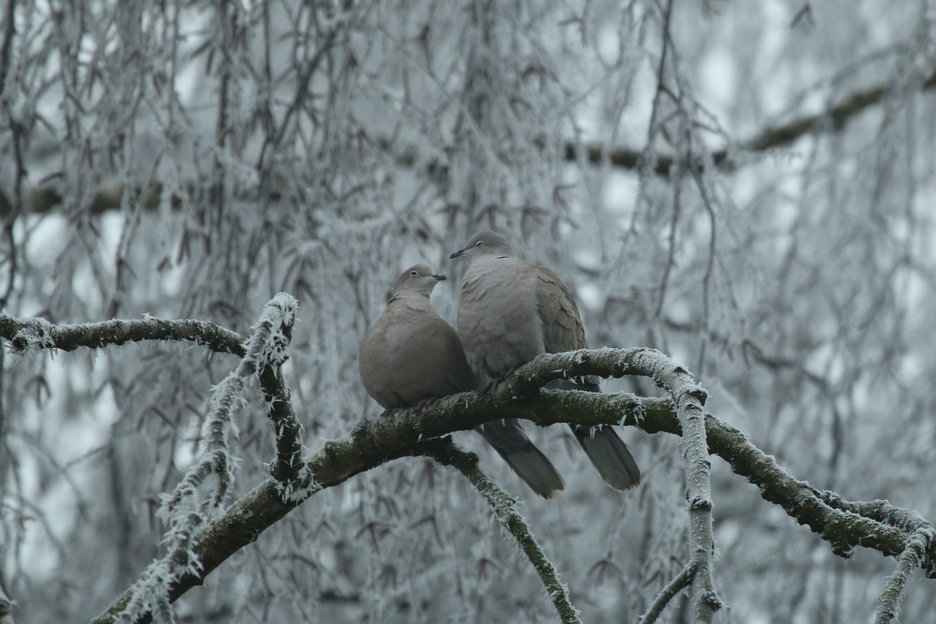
0 312 246 356
160 375 243 516
502 347 721 620
87 345 936 622
564 68 936 176
94 294 302 624
875 526 936 624
245 293 310 496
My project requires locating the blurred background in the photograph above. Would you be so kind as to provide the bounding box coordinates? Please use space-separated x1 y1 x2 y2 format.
1 1 935 621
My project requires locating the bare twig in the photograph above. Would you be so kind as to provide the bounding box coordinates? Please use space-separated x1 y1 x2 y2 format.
0 0 22 511
642 0 677 181
0 0 15 96
416 437 581 624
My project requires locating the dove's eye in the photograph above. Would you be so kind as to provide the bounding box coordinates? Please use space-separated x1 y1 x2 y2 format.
409 270 419 277
475 241 484 247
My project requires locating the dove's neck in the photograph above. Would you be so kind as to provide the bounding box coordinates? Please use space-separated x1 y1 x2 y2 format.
468 253 513 269
387 290 433 309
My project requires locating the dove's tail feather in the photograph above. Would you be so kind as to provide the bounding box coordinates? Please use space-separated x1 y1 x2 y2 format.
572 424 641 491
478 419 565 498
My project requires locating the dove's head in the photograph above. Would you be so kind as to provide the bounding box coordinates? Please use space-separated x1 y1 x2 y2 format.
449 230 514 263
392 265 446 298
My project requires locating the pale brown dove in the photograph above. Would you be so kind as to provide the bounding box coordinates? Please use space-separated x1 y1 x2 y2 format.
358 264 565 498
450 231 641 490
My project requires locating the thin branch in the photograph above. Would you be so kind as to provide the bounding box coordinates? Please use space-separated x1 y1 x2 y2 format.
0 0 15 96
0 313 246 356
415 437 581 624
875 527 936 624
639 560 698 624
641 0 676 181
161 374 242 514
163 293 301 513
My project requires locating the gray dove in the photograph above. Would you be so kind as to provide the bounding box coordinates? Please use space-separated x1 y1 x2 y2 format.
358 264 565 498
450 232 641 490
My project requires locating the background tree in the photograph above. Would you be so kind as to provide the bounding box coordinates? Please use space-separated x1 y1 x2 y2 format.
2 0 936 622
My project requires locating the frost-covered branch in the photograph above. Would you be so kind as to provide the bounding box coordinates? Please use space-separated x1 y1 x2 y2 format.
875 526 936 624
96 294 302 623
161 375 241 515
510 347 720 620
247 295 308 492
644 349 719 622
414 437 581 624
819 494 935 542
90 346 936 622
639 560 698 624
0 313 246 356
377 66 936 182
695 408 930 567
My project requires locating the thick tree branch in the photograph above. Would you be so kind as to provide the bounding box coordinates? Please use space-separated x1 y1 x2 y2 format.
414 438 581 624
90 351 934 623
2 327 912 622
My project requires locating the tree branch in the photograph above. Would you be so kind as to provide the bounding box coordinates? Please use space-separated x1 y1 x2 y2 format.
6 332 917 622
238 294 307 490
564 68 936 176
875 526 936 624
94 374 922 621
414 437 581 624
639 560 698 624
101 295 302 621
0 313 246 356
7 70 935 220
